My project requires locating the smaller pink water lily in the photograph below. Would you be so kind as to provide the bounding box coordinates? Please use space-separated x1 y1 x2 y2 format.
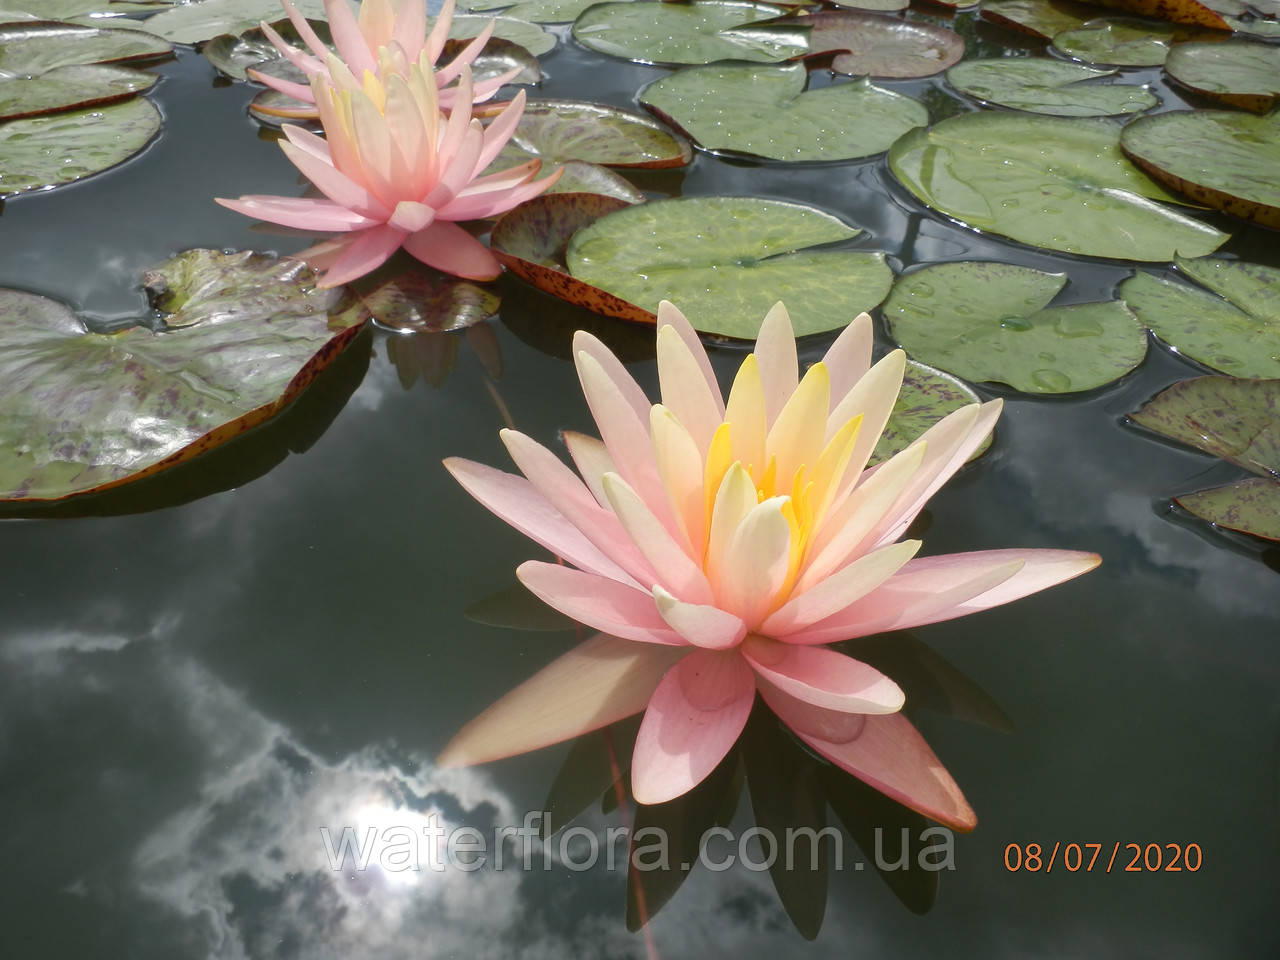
217 56 560 287
250 0 515 113
439 302 1100 828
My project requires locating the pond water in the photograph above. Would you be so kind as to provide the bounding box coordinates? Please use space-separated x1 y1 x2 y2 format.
1 7 1278 959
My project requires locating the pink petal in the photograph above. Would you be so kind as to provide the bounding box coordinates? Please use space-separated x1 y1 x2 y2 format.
754 302 798 426
438 167 561 221
631 650 755 804
278 140 389 220
280 0 332 62
427 0 457 64
823 349 906 496
656 322 723 453
256 18 324 83
652 586 746 650
442 458 634 581
573 329 653 425
314 224 406 288
795 713 977 831
657 300 725 415
822 312 873 408
603 473 715 604
402 221 501 279
719 497 792 629
475 89 526 172
392 0 428 58
425 122 485 210
214 195 377 232
756 678 869 743
324 0 376 75
247 68 319 105
437 634 688 768
280 123 332 162
466 67 524 105
742 636 903 713
435 19 495 88
562 430 615 507
517 562 686 646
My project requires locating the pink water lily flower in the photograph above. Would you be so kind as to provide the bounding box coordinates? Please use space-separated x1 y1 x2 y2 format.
217 56 560 287
440 303 1100 828
250 0 515 113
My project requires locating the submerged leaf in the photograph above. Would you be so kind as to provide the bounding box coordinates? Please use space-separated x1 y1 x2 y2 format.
565 196 894 338
883 261 1147 393
889 112 1228 260
641 63 926 161
0 250 366 502
947 57 1158 116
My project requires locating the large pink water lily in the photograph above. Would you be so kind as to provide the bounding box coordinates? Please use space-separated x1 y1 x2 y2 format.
250 0 515 113
439 303 1100 828
217 56 560 287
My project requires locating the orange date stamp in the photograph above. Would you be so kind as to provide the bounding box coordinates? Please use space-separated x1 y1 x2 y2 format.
1004 842 1202 874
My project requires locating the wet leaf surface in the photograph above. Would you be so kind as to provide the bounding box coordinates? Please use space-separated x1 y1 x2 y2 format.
1163 39 1280 111
979 0 1095 39
571 0 805 66
0 20 172 76
1050 18 1210 66
873 359 994 462
1120 109 1280 228
1120 257 1280 377
468 0 633 23
1176 479 1280 541
509 99 691 168
1130 375 1280 474
0 62 156 120
889 111 1229 260
641 63 927 161
202 17 333 81
0 94 161 196
453 13 555 56
0 249 366 502
804 11 965 78
136 0 330 44
947 57 1158 115
565 196 894 338
883 261 1147 393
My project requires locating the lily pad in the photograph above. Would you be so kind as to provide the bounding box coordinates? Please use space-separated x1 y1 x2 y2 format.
640 63 927 161
1120 109 1280 228
1163 40 1280 111
509 99 691 168
490 145 647 203
202 17 333 81
0 249 367 502
248 86 318 125
452 13 555 56
1130 375 1279 473
490 192 658 325
0 94 161 196
468 0 630 23
883 261 1147 393
1086 0 1231 27
136 0 330 44
979 0 1094 39
0 62 156 120
829 0 908 10
803 11 965 78
346 262 502 334
0 20 171 76
1051 18 1209 66
565 196 894 338
947 57 1158 116
889 112 1229 260
1176 479 1280 541
1119 257 1280 377
571 0 806 66
873 359 993 463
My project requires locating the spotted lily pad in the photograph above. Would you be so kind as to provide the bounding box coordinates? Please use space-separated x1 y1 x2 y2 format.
0 94 161 196
0 20 171 76
1120 109 1280 228
1163 40 1280 111
1051 19 1212 65
641 63 926 161
136 0 330 44
1086 0 1231 27
802 11 965 78
509 100 691 168
1119 257 1280 377
980 0 1094 38
947 57 1158 115
1131 376 1280 540
889 112 1228 260
565 196 894 338
883 261 1146 393
0 250 367 502
571 0 806 66
874 359 992 463
0 62 156 120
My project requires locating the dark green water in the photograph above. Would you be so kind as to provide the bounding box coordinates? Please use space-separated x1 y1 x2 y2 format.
2 10 1278 959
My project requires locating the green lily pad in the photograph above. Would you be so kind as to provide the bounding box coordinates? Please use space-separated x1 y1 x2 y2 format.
202 17 332 81
640 63 927 161
1163 40 1280 111
0 20 171 76
1085 0 1231 28
0 62 156 120
873 359 992 464
1120 109 1280 228
565 196 894 339
468 0 631 23
0 249 367 502
492 192 658 325
1119 257 1280 377
452 13 555 56
1176 479 1280 541
136 0 329 44
803 11 965 79
571 0 806 66
947 57 1158 116
883 261 1147 393
1051 19 1207 66
491 145 646 203
889 112 1229 260
1130 375 1279 473
510 99 691 168
0 94 161 196
979 0 1094 39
